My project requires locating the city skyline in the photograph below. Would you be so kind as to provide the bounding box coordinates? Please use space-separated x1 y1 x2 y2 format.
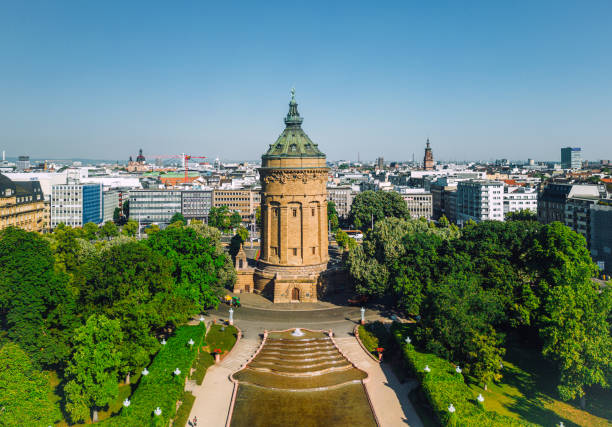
1 1 611 161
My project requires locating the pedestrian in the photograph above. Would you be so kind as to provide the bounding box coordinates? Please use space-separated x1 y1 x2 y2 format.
193 416 198 426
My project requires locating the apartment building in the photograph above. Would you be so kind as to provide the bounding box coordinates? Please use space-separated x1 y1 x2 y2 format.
327 185 354 219
503 186 538 215
212 188 259 221
456 180 504 225
0 174 46 232
538 183 600 224
590 201 612 274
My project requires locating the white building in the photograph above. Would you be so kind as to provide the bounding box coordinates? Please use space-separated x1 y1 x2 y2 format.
503 186 538 215
51 183 103 228
102 190 120 223
456 180 504 225
327 185 354 219
399 188 433 219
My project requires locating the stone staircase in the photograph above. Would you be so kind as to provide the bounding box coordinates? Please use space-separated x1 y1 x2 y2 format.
221 338 261 372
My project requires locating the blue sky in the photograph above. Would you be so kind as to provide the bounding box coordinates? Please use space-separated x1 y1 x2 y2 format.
1 1 611 162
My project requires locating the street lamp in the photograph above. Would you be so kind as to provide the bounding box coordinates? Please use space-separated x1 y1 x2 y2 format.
477 394 484 403
199 315 205 323
123 399 131 407
173 368 181 376
161 339 166 345
448 404 455 413
188 338 194 348
229 307 234 325
154 407 162 416
360 307 365 325
424 365 431 373
405 336 411 344
141 367 149 376
455 366 462 374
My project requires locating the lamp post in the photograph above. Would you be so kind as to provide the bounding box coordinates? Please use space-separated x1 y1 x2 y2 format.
455 366 462 374
123 399 131 408
424 365 431 373
141 367 149 376
229 307 234 325
154 407 162 416
448 404 455 414
360 307 365 325
161 339 166 345
188 338 194 348
199 315 205 323
405 336 411 344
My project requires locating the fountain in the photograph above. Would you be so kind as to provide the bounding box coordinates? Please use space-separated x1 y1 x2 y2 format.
291 328 305 337
230 328 376 426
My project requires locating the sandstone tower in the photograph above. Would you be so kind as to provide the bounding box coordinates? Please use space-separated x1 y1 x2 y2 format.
254 90 329 302
423 138 434 170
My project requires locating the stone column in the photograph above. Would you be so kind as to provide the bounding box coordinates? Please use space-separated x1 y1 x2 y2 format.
280 205 289 264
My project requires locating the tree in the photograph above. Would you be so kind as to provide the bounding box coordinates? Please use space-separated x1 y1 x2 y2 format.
98 221 119 240
0 228 75 367
230 210 243 229
255 206 262 229
113 207 121 224
506 209 537 221
170 212 185 225
540 282 612 408
145 227 226 311
230 226 249 258
327 201 339 232
122 219 139 237
64 314 123 423
348 190 409 230
188 222 236 289
83 222 99 240
77 242 184 382
145 223 160 235
0 342 61 426
208 206 231 232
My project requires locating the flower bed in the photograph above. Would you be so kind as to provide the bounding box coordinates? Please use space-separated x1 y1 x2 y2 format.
390 322 534 427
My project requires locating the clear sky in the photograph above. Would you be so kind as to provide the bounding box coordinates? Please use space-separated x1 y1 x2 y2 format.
1 1 611 162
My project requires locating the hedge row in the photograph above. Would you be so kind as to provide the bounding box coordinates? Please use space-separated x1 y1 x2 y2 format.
390 322 534 427
101 323 206 427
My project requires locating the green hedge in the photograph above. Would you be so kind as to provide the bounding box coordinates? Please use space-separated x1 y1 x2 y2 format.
173 391 196 427
358 321 391 356
391 323 534 427
101 323 206 426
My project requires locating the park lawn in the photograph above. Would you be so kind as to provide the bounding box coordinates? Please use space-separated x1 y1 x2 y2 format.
49 370 133 426
205 324 238 353
467 344 612 427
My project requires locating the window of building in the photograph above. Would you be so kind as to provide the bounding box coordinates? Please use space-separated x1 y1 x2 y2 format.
311 208 315 216
312 247 316 255
292 248 297 256
292 208 297 217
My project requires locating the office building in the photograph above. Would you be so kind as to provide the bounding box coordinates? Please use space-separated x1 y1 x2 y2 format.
400 189 433 219
561 147 582 169
181 190 213 222
102 190 120 223
213 188 259 221
456 180 504 225
128 189 182 224
565 196 599 247
51 183 102 228
0 174 46 232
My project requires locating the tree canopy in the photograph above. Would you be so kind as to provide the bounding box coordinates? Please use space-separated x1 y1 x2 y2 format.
348 190 409 230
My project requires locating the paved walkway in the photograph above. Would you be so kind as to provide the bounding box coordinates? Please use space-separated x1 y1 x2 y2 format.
335 337 423 427
187 337 260 427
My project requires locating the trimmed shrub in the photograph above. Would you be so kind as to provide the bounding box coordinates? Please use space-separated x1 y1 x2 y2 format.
391 322 534 427
100 324 206 426
173 391 196 427
206 324 238 352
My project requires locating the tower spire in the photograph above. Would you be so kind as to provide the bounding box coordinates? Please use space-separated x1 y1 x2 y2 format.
285 88 303 127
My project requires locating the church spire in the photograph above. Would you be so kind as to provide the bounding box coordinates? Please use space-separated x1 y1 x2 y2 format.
284 88 303 127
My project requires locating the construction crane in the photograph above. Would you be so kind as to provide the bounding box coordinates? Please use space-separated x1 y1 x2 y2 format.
152 153 208 183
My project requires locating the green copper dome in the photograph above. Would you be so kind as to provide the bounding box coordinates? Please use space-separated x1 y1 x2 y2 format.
262 89 325 159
